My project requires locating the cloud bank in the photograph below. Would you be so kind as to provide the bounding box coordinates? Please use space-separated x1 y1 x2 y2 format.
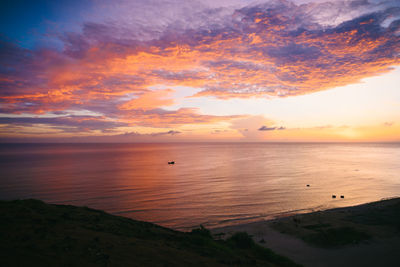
1 0 399 134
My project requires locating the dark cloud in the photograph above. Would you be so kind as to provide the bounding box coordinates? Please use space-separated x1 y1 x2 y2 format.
151 69 206 81
258 126 276 131
204 60 267 71
265 43 323 63
151 130 181 136
0 116 127 132
258 125 286 131
0 129 183 143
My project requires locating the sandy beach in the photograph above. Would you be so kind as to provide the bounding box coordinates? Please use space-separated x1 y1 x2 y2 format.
212 197 400 267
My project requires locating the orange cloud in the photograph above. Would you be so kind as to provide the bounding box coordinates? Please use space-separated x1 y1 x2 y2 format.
119 89 175 111
119 108 244 128
0 1 399 136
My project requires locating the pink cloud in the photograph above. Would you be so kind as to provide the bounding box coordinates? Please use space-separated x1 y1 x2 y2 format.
1 0 399 135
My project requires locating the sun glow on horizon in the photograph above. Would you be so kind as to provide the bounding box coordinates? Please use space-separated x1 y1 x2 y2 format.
1 0 399 142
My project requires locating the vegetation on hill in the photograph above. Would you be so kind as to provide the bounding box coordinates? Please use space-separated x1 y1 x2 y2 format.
271 198 400 248
0 199 300 266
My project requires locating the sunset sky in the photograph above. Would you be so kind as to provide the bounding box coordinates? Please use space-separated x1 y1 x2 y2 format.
1 0 399 142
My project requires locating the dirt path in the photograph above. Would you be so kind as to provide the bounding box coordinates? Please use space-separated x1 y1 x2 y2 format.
212 221 399 267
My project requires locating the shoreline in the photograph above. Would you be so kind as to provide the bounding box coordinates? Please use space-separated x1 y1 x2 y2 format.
194 196 398 231
211 197 400 267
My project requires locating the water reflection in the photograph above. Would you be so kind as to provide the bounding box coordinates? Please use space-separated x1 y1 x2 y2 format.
0 143 399 230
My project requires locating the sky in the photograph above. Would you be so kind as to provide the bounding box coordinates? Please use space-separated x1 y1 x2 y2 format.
0 0 399 142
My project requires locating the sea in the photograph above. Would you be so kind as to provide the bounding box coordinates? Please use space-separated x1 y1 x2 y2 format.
1 142 399 231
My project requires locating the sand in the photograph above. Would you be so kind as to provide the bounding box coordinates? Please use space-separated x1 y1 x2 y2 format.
211 197 400 267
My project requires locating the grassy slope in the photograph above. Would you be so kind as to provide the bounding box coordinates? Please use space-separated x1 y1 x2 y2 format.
0 199 300 267
270 197 400 248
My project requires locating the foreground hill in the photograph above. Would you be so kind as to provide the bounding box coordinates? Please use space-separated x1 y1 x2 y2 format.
0 199 299 267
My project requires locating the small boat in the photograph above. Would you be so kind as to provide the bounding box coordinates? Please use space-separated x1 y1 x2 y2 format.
168 161 175 165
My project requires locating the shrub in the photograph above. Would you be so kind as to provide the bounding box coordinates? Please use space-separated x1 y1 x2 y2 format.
227 232 255 249
191 225 212 238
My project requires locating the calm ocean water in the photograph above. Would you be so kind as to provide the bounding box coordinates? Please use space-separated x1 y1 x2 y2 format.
1 143 399 230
